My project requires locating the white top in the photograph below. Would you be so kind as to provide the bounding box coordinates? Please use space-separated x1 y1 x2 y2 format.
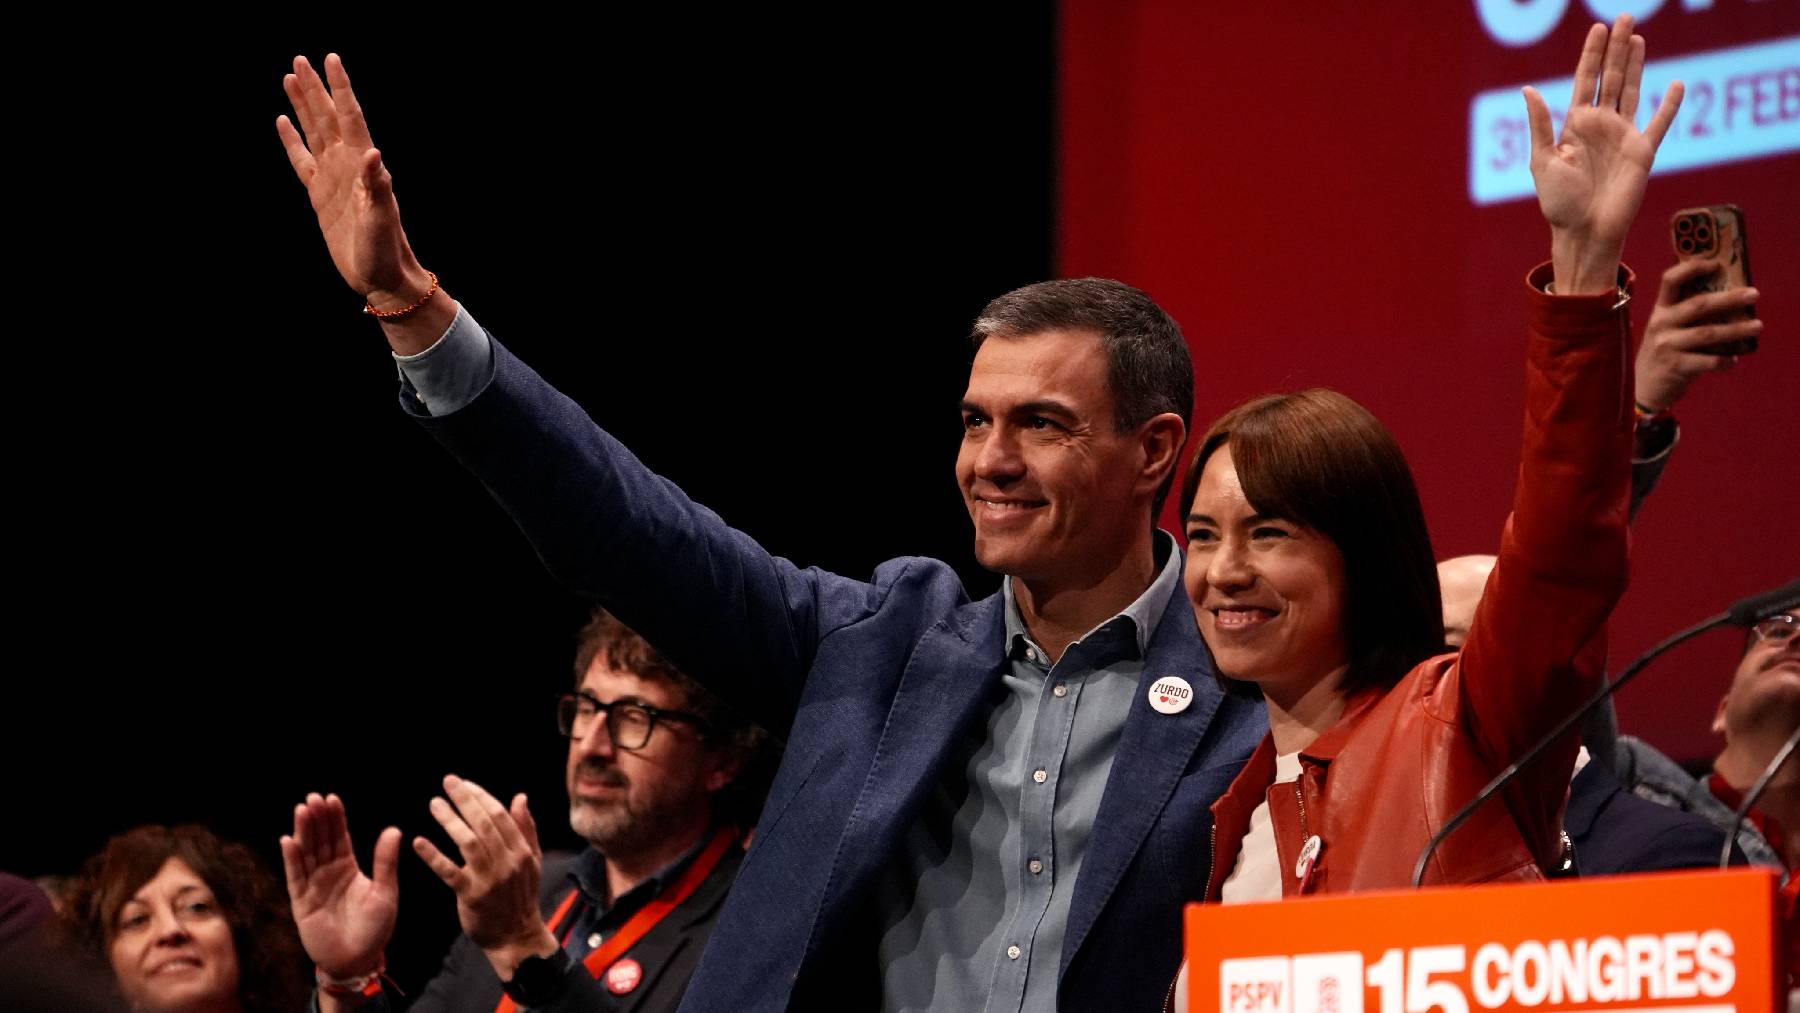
1176 751 1305 1013
1220 751 1304 904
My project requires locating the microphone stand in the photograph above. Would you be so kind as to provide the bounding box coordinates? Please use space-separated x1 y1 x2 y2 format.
1411 610 1729 888
1719 725 1800 870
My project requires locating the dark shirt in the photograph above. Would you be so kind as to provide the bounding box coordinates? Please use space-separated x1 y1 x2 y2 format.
1568 760 1746 876
319 833 732 1013
556 835 711 962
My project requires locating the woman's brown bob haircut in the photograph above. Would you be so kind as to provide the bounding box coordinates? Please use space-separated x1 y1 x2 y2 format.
59 824 309 1013
1181 389 1445 696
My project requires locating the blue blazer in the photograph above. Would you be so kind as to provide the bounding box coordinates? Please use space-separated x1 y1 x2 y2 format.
410 339 1266 1012
1567 758 1744 877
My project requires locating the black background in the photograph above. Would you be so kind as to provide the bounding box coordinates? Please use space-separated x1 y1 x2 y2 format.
8 12 1052 989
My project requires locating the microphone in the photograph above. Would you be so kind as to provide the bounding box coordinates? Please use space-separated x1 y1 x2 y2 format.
1726 578 1800 627
1719 725 1800 870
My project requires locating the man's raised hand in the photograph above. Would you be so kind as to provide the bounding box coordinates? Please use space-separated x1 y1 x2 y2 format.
278 55 452 352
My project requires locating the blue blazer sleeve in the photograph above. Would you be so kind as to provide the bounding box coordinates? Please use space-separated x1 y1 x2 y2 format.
405 334 881 735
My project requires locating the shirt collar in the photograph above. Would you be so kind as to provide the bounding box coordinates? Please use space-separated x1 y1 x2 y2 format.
1001 529 1182 664
567 829 715 912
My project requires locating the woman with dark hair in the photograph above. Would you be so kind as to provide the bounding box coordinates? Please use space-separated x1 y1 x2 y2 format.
1179 15 1680 908
60 824 309 1013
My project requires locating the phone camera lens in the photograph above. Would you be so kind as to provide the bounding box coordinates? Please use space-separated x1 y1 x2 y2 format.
1676 217 1693 234
1678 237 1695 254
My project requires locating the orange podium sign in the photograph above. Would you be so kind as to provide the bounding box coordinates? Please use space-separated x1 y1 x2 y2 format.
1184 868 1784 1013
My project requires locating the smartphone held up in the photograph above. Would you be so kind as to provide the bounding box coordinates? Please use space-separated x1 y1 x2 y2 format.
1670 204 1757 357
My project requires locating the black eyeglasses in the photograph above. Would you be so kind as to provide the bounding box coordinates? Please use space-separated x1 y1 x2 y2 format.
1752 613 1797 644
555 692 710 750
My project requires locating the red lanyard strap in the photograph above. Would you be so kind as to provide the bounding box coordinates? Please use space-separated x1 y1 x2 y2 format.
496 825 739 1013
581 825 738 974
542 889 583 938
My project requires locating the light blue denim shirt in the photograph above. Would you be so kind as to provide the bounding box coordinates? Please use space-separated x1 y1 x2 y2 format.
391 304 491 415
877 533 1183 1013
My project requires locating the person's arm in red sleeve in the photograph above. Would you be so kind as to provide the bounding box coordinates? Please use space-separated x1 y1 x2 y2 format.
1453 14 1683 872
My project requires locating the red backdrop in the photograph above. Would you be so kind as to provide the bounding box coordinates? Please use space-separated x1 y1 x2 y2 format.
1060 2 1799 763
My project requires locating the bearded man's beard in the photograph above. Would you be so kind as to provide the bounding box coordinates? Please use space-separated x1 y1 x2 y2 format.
568 760 703 855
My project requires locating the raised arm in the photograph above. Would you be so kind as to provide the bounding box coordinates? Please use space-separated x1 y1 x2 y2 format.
276 57 853 728
1456 14 1683 864
1626 260 1762 516
278 55 456 353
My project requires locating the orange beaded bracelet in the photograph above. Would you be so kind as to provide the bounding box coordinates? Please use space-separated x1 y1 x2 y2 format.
363 271 440 321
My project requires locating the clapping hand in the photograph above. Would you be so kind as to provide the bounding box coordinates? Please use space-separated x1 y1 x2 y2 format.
281 793 401 981
413 774 561 979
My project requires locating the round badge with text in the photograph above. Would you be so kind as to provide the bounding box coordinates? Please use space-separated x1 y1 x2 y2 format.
1295 834 1323 879
605 958 643 995
1147 676 1194 714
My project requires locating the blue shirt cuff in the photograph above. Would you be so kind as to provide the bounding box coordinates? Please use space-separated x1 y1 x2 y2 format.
394 304 494 417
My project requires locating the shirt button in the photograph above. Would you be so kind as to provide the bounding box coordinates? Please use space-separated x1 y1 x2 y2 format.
1052 683 1068 698
1029 858 1044 875
1007 945 1022 960
1026 647 1041 663
1033 769 1048 784
587 932 603 950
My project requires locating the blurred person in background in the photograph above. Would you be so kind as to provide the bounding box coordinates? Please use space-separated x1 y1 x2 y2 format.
59 824 308 1013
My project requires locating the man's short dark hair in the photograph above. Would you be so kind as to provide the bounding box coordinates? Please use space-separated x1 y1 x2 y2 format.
574 609 777 828
970 277 1194 514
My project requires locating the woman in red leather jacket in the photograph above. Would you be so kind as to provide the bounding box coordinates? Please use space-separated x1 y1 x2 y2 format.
1180 14 1682 907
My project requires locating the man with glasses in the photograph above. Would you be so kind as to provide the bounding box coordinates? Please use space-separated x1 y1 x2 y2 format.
1610 609 1799 987
283 608 771 1012
1610 610 1799 878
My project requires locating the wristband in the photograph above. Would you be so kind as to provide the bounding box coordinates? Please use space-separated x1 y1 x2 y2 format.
316 956 385 999
363 271 440 321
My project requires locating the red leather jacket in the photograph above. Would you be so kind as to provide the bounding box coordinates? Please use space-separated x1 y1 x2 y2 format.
1202 264 1635 899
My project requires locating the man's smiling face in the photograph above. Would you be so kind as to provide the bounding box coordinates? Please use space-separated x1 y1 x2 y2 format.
955 328 1146 586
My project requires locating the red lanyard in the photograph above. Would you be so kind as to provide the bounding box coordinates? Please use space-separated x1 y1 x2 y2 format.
494 825 738 1013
